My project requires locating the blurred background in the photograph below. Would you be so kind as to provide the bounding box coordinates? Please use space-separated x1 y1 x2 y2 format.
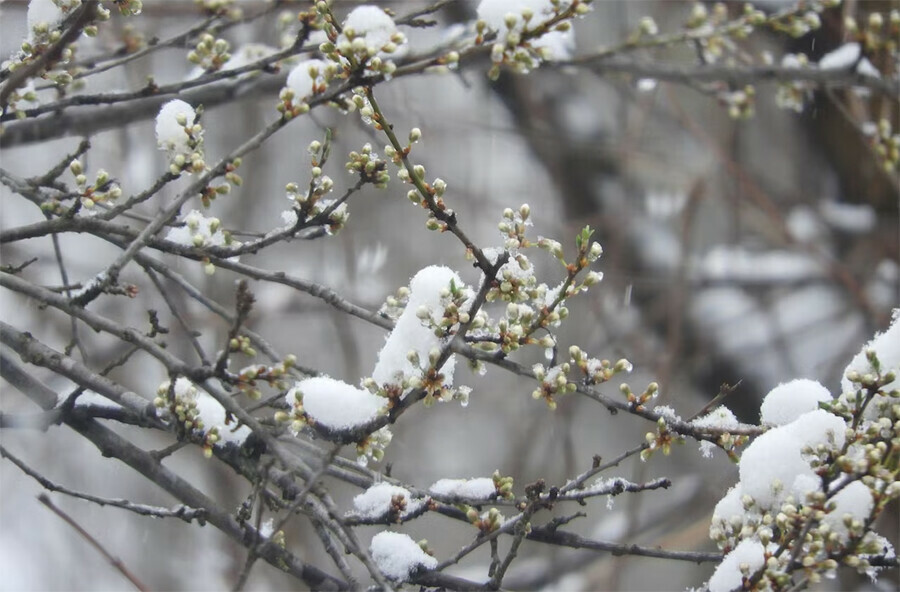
1 0 897 590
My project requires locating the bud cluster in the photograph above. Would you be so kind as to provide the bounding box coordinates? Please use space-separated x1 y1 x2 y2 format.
620 381 659 412
115 0 143 16
165 210 241 274
232 356 296 401
155 100 206 176
282 139 351 234
531 362 575 410
279 59 339 118
467 506 505 533
152 377 229 458
861 118 900 175
322 4 406 77
718 86 756 120
194 0 243 20
845 9 900 54
188 33 232 72
346 143 390 188
640 415 684 460
69 163 122 211
378 285 411 321
773 53 813 113
477 0 591 79
492 470 515 500
707 348 899 588
569 346 632 385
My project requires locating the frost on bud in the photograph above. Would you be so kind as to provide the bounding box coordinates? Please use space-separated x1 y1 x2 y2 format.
491 43 505 63
583 271 603 286
639 16 659 36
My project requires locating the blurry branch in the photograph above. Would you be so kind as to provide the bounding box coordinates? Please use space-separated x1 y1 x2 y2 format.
567 58 899 100
662 85 888 329
38 493 150 592
2 444 208 523
525 527 722 563
68 15 218 81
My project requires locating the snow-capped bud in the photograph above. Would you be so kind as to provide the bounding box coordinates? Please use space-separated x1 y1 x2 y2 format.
614 359 633 372
868 12 884 29
639 16 658 36
583 271 603 286
416 305 431 320
428 347 441 365
691 2 708 21
491 43 504 63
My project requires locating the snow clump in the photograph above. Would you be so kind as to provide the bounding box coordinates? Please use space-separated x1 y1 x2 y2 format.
370 531 437 581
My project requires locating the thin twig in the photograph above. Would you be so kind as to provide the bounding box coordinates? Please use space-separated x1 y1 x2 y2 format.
38 493 151 592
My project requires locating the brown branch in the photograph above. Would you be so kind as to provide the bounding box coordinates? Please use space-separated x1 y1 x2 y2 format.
38 493 150 592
